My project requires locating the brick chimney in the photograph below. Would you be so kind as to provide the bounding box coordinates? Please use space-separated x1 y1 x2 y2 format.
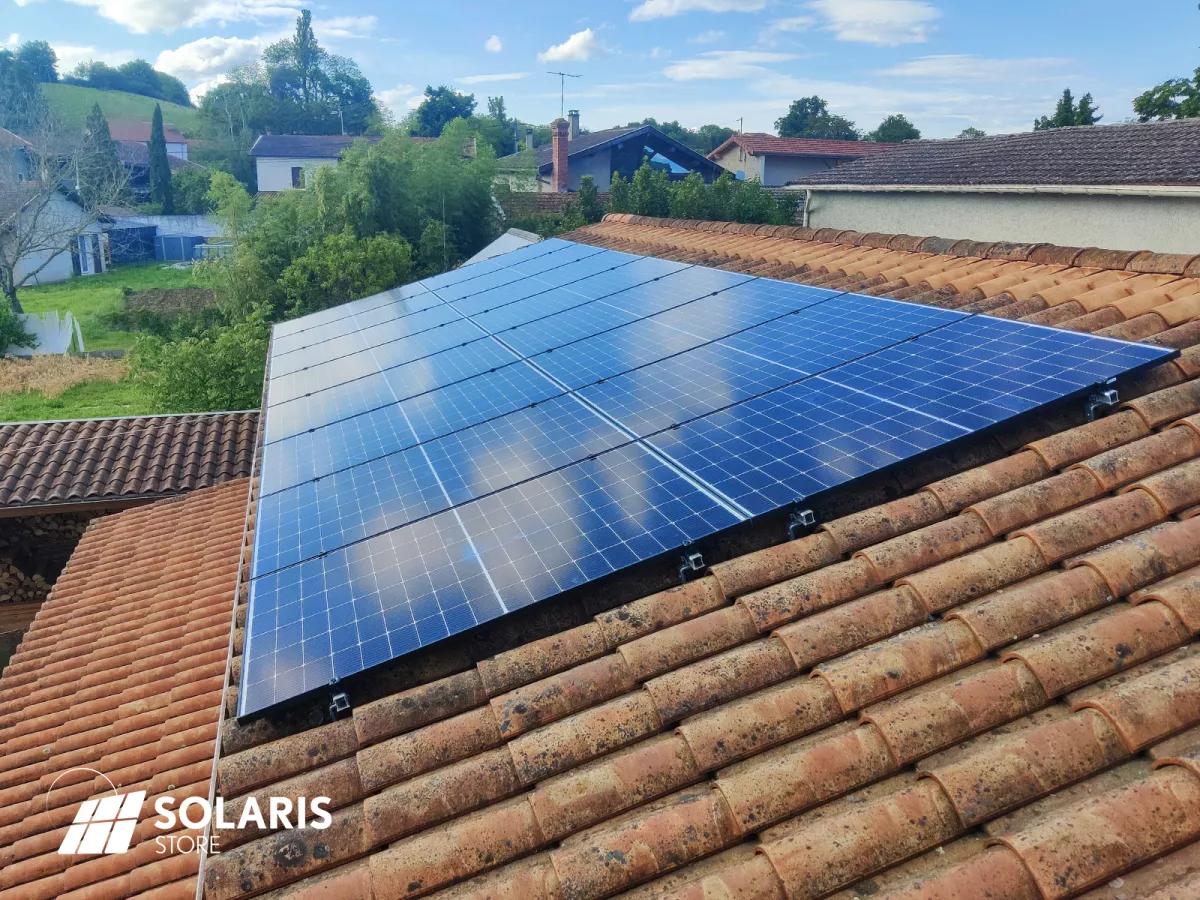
568 110 580 140
551 118 569 192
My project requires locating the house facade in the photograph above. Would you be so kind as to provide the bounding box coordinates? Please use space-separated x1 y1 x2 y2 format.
707 133 893 186
498 117 724 193
793 118 1200 254
249 134 385 192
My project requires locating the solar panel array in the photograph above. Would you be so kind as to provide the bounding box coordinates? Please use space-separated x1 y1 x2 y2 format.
239 237 1175 716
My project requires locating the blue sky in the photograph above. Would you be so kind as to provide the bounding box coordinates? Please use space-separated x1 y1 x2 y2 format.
5 0 1198 138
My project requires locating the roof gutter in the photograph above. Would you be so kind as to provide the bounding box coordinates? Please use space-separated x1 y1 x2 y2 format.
785 183 1200 198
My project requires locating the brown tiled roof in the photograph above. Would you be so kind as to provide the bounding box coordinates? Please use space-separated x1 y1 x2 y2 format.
708 133 894 160
0 478 249 900
801 118 1200 187
0 411 258 511
192 216 1200 900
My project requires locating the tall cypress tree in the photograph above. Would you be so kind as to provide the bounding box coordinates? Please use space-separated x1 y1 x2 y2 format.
148 103 174 213
80 103 123 209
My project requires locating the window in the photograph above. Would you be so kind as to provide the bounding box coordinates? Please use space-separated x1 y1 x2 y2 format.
291 166 303 188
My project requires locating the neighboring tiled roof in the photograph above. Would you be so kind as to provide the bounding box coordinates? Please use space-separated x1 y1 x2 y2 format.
0 479 249 900
0 411 258 511
248 134 384 158
0 127 33 150
802 118 1200 187
108 120 190 145
115 140 201 172
708 133 894 159
197 216 1200 900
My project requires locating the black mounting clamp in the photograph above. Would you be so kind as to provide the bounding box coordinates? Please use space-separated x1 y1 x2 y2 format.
788 508 817 540
678 551 706 584
1086 387 1119 422
329 691 351 720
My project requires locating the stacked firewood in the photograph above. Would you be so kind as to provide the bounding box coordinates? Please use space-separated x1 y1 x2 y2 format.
0 558 50 604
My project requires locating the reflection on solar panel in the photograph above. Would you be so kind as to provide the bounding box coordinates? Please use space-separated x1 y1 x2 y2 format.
239 237 1176 716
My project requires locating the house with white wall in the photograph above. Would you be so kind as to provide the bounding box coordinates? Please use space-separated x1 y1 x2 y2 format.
249 134 384 192
792 119 1200 255
707 134 893 187
108 120 191 160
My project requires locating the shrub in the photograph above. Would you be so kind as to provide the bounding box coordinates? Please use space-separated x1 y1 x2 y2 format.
280 230 414 317
578 175 604 224
0 303 36 356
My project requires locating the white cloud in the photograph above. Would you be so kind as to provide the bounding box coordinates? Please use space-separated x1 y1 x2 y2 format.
2 33 19 51
773 15 817 32
378 83 420 115
485 34 502 52
155 35 264 81
663 49 796 81
630 0 764 22
458 72 531 84
807 0 939 46
647 46 670 59
877 54 1073 83
52 43 136 72
689 30 725 43
29 0 301 35
538 28 606 62
315 16 375 39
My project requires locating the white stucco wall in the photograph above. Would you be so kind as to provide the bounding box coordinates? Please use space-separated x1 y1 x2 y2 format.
255 156 338 192
802 190 1200 255
711 145 763 182
7 192 92 286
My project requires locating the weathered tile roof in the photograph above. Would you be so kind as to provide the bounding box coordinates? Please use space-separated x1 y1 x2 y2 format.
196 216 1200 900
0 411 257 511
708 133 893 160
0 478 250 900
801 118 1200 187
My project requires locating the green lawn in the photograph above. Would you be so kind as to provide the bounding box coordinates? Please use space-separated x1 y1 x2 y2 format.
17 262 197 351
42 83 202 136
0 379 154 422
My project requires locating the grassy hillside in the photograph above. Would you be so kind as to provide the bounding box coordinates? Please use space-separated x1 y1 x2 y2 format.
41 83 203 137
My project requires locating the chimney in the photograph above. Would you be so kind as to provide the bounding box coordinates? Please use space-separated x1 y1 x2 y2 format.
568 110 580 141
525 127 533 150
466 136 477 158
551 118 569 192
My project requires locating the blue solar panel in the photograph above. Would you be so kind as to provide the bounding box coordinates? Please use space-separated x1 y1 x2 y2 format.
239 242 1178 717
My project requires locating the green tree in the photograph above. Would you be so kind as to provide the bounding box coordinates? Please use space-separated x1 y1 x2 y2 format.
1034 88 1102 129
132 315 270 412
265 9 323 103
414 85 477 137
79 102 124 209
578 174 604 224
667 171 710 220
0 301 37 355
866 114 921 142
148 104 174 213
775 96 860 140
280 230 413 316
608 172 631 213
957 126 986 139
17 40 57 83
1135 70 1200 120
629 158 670 217
415 220 459 277
172 167 214 214
0 48 44 130
487 96 508 124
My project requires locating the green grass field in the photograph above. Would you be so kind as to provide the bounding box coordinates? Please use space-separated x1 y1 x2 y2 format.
41 83 203 137
0 378 154 422
17 262 196 351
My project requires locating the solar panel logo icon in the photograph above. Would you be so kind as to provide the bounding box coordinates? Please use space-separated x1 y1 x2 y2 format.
58 791 146 855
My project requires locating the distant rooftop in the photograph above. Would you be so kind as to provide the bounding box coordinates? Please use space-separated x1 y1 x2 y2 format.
709 132 895 159
249 133 385 158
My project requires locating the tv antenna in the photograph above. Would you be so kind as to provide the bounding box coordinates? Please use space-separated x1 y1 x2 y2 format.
546 71 581 119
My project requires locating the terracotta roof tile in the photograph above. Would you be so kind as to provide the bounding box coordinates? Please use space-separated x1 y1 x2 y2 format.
0 480 247 900
0 412 256 511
